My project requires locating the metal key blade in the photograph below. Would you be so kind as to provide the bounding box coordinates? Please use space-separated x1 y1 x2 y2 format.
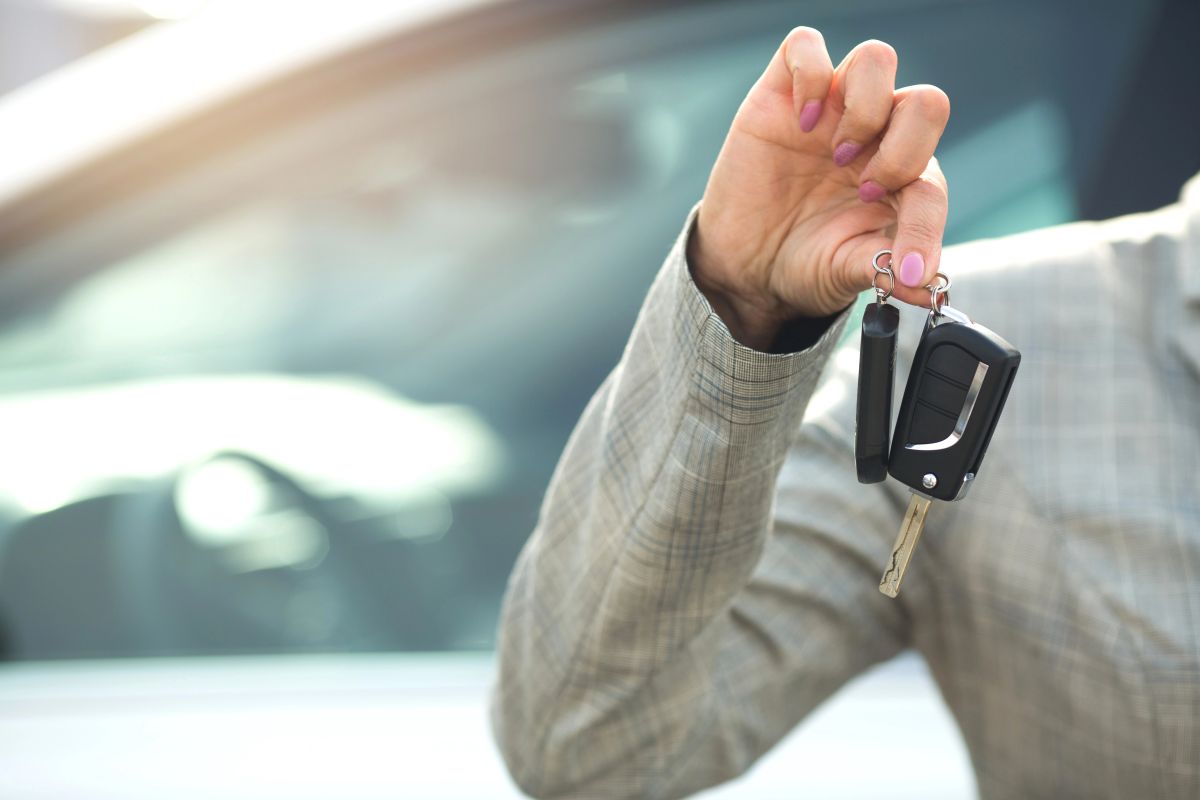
879 493 933 598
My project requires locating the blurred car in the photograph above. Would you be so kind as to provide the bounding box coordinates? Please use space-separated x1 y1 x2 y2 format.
0 0 1190 796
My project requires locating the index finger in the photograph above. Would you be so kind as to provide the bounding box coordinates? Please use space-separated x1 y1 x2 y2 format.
858 84 951 203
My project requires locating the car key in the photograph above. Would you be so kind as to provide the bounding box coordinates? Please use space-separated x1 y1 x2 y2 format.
856 250 900 484
879 281 1020 597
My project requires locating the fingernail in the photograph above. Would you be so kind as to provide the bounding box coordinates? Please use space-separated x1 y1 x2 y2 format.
858 180 886 203
899 252 925 287
799 100 822 132
833 141 861 167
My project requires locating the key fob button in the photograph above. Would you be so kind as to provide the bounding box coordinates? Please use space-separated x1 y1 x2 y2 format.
889 320 1020 501
906 343 978 445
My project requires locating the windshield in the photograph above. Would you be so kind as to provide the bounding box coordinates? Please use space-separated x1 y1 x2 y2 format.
0 0 1162 659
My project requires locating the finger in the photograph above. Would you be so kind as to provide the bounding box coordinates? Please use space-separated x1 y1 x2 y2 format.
830 39 897 166
890 158 949 293
758 27 835 132
857 85 950 203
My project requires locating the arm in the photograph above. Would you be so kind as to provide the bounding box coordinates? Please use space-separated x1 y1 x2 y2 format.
493 27 952 798
491 217 910 798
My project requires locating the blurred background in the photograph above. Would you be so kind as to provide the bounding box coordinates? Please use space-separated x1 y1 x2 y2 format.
0 0 1196 797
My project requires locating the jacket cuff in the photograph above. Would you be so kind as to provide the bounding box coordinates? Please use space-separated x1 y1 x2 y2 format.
666 205 853 428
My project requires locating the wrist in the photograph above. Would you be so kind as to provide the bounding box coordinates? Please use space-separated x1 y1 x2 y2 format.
691 273 782 350
686 216 787 351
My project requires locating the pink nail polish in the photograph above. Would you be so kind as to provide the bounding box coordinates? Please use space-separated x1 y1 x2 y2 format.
799 100 822 132
833 141 861 167
858 180 886 203
899 252 924 287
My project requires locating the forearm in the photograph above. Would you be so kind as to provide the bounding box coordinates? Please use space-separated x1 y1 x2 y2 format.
491 210 850 797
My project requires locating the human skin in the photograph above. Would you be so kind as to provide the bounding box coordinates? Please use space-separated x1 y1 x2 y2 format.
689 27 951 350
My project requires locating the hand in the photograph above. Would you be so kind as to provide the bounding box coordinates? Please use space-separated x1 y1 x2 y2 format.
689 28 950 349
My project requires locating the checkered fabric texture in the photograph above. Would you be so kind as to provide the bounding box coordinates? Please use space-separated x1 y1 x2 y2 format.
492 173 1200 799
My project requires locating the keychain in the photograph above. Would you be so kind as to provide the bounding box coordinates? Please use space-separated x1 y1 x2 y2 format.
855 249 900 484
879 275 1021 597
853 252 1022 597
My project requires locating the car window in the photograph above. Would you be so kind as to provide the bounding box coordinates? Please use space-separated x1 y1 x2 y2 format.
0 0 1162 659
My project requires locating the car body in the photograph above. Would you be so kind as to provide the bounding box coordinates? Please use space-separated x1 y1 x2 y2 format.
0 0 1185 796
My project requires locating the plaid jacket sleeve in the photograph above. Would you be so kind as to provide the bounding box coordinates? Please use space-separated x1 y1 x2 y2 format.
491 209 912 799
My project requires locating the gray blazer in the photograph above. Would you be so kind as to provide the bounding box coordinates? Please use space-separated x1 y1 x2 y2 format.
492 173 1200 799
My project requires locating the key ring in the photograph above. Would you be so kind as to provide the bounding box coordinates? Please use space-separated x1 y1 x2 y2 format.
927 272 951 320
872 249 895 303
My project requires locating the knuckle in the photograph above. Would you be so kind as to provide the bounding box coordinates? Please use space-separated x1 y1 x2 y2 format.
793 60 828 83
919 162 950 199
840 97 890 134
901 215 941 245
909 84 951 123
857 39 898 70
897 181 948 245
785 25 824 50
784 27 830 81
910 174 949 206
871 150 920 187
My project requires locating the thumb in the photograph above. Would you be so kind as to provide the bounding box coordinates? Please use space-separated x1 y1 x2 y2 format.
888 160 949 306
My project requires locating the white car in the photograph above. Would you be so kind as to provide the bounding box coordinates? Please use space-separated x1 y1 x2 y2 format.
0 0 1175 796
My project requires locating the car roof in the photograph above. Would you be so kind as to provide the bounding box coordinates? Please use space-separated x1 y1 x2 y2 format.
0 0 500 214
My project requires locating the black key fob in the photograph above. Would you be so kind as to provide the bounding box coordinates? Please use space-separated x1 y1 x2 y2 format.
888 314 1020 501
856 302 900 483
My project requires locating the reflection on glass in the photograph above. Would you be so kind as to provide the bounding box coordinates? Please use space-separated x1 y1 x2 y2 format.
0 0 1154 660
